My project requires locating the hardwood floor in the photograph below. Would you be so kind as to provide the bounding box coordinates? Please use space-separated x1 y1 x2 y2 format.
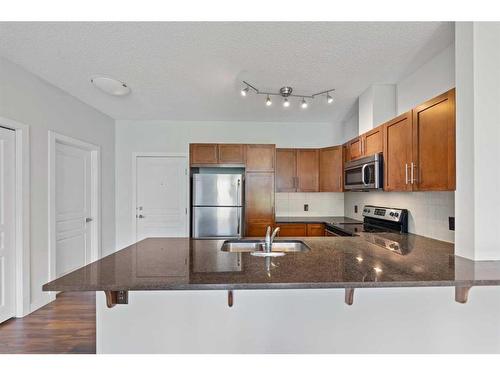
0 292 96 354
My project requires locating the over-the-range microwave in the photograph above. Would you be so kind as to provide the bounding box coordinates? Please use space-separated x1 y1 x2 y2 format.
344 153 383 191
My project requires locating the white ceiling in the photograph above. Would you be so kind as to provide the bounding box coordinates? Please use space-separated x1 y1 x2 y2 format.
0 22 454 123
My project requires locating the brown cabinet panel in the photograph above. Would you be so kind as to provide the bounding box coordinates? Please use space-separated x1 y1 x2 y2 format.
364 126 383 156
245 172 275 236
319 146 343 192
246 222 273 237
218 144 245 164
412 88 456 191
245 144 275 172
190 144 218 164
277 223 307 237
383 112 413 191
276 149 297 192
296 149 319 192
306 223 325 236
347 137 362 161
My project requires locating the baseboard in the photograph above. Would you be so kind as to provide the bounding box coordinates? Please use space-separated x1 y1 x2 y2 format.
29 292 56 314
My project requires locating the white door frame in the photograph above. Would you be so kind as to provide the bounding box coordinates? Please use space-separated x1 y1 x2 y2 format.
48 131 101 290
131 153 189 242
0 116 30 317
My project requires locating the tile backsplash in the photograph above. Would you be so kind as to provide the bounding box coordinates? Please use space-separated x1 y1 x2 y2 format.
276 192 345 217
344 191 455 243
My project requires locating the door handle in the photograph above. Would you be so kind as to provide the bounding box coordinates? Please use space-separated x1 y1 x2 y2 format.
361 164 368 185
411 162 416 184
85 217 93 223
138 214 145 219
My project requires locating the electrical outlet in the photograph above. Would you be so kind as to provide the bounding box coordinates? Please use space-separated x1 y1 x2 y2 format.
304 204 309 212
449 217 455 231
354 205 358 214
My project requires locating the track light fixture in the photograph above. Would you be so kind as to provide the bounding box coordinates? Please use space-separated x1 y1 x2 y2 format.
241 85 249 96
239 81 335 109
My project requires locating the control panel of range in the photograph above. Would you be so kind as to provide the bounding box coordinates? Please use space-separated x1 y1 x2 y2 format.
362 205 405 222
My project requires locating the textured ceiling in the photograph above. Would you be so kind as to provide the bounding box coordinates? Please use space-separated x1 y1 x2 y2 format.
0 22 454 122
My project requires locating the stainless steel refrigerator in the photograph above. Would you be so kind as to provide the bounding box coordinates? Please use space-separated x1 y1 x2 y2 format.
192 174 244 239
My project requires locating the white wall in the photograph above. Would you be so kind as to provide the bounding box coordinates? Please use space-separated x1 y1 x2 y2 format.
0 56 115 312
115 120 343 248
275 192 344 217
341 105 359 142
98 287 500 353
358 84 396 134
455 22 500 260
397 43 455 114
345 192 454 242
346 42 456 243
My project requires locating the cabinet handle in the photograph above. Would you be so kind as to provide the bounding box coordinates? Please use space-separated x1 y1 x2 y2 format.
339 175 342 190
405 163 409 185
410 162 415 184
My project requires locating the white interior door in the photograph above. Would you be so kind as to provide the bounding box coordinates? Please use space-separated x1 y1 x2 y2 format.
55 142 92 277
0 127 16 323
136 156 188 241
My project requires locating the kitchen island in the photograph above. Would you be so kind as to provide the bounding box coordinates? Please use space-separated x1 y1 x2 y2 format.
44 236 500 353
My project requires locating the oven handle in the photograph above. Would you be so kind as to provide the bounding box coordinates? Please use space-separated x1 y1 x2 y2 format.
361 164 368 185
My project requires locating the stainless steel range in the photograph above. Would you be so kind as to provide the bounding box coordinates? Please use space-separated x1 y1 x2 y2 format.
327 205 408 236
325 205 410 254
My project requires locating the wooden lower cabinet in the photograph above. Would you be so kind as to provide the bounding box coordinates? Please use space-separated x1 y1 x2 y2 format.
306 223 325 236
277 223 307 237
274 223 325 237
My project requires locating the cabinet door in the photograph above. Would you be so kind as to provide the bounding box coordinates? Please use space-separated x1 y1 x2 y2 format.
363 126 383 156
296 149 319 192
412 89 456 191
245 144 275 172
190 144 218 165
306 223 325 236
245 172 275 236
246 222 272 237
276 149 297 192
277 224 307 237
218 144 245 164
383 112 413 191
347 137 362 161
319 146 343 192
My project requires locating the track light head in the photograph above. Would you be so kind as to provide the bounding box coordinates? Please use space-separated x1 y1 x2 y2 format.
301 98 308 109
283 97 290 108
327 92 334 104
266 95 272 106
241 86 249 97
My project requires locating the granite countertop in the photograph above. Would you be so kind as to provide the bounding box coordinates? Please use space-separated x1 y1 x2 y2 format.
275 216 362 224
43 235 500 292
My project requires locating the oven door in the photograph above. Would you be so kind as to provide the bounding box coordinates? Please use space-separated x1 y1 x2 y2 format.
344 160 381 190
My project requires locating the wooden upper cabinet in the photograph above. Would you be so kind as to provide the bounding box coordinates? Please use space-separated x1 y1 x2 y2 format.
363 125 383 156
412 88 456 191
276 149 297 192
218 144 245 164
319 146 343 192
245 172 275 236
190 144 218 164
296 149 320 192
346 137 362 161
383 112 413 191
245 144 275 172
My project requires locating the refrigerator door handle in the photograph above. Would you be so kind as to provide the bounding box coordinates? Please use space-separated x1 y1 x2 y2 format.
237 208 240 236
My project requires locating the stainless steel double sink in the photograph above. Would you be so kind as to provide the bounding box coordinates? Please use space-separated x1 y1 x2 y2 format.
221 239 310 255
